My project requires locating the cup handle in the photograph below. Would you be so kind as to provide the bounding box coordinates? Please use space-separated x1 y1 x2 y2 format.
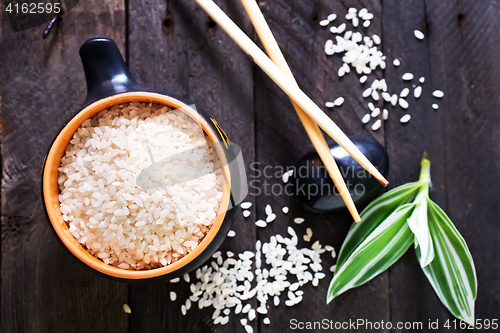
79 36 147 107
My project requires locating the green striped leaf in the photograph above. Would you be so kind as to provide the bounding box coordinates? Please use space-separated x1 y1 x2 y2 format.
327 204 416 303
407 193 434 268
336 181 423 271
417 199 477 326
327 155 476 324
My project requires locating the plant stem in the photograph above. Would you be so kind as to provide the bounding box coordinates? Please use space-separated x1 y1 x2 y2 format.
418 154 431 197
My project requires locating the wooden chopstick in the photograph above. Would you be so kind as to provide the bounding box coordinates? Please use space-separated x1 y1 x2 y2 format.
239 0 361 222
193 0 389 187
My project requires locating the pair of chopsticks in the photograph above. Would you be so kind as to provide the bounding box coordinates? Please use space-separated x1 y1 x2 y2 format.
194 0 389 222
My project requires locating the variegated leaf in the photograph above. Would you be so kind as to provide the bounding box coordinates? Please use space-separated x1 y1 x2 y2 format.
327 204 415 303
407 193 434 267
417 199 477 326
336 182 424 271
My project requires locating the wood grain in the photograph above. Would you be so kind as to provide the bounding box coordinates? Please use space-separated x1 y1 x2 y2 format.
253 1 389 331
383 0 500 331
127 0 256 332
0 1 128 333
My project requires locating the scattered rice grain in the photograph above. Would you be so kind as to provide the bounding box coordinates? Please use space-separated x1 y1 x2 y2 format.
255 220 267 228
433 90 444 98
319 19 330 27
123 304 131 314
333 97 345 106
400 114 411 123
294 217 305 224
371 119 382 131
241 202 252 209
414 30 425 40
402 73 414 81
362 114 371 124
414 86 422 98
399 98 409 109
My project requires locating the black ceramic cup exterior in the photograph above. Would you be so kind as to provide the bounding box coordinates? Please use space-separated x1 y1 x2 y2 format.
293 136 389 213
42 36 245 283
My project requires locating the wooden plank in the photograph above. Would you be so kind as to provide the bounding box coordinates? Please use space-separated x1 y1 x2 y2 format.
252 0 390 332
383 0 500 330
0 2 128 333
127 0 256 332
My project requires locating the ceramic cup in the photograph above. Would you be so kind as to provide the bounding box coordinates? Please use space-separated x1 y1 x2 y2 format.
42 36 247 282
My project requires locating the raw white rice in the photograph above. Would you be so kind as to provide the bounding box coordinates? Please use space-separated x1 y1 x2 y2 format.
402 73 414 81
337 23 346 34
266 213 277 223
382 109 389 120
282 172 290 183
173 224 334 326
433 90 444 98
123 303 132 313
320 7 445 127
371 119 382 131
248 309 256 321
352 17 359 27
400 114 411 123
414 29 425 40
294 217 305 224
400 88 410 98
265 204 273 215
255 220 267 228
371 108 381 118
319 19 330 27
240 202 252 209
58 102 223 270
362 114 371 124
333 97 344 106
382 92 392 102
391 94 398 106
328 13 337 21
362 88 372 98
399 98 409 109
414 86 422 98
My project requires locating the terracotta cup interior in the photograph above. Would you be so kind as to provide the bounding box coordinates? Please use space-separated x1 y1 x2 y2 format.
43 92 231 279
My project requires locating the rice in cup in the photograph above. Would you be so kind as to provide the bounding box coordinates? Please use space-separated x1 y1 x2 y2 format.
57 102 224 270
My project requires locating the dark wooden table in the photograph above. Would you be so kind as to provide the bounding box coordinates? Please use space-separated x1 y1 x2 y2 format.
1 0 499 332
